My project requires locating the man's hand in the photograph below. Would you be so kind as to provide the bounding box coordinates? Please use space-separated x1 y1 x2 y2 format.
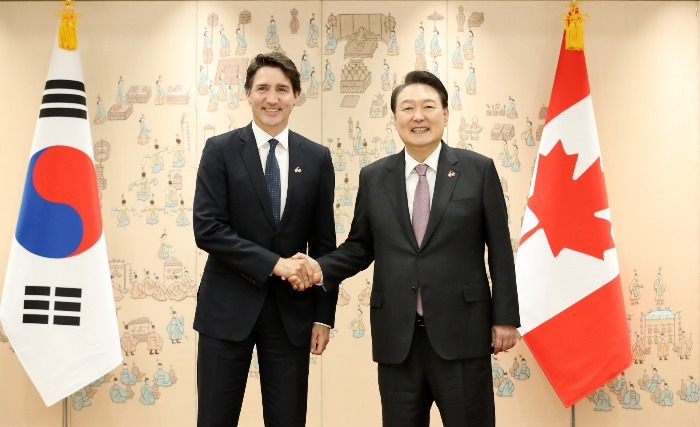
310 323 330 355
287 253 322 291
272 257 312 289
491 325 518 355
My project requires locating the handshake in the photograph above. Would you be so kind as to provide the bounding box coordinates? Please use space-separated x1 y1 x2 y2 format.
272 253 322 291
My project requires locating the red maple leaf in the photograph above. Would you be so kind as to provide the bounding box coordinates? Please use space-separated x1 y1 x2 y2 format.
520 140 614 260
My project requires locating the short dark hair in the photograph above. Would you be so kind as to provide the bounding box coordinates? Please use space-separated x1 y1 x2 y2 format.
390 71 448 113
244 52 301 96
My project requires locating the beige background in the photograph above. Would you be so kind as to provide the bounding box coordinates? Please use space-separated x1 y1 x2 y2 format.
0 1 698 426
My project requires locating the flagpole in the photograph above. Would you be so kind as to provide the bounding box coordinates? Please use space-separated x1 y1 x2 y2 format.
63 397 68 427
570 404 575 427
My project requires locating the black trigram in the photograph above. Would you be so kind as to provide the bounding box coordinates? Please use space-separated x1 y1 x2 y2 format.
23 286 82 326
39 79 87 120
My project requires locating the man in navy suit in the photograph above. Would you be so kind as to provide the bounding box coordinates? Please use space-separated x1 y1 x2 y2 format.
193 52 337 427
295 71 520 426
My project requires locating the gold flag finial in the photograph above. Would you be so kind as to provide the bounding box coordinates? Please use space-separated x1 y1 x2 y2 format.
55 0 81 50
561 1 589 51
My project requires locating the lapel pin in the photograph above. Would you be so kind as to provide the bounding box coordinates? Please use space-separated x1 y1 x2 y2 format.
448 170 456 178
294 167 302 173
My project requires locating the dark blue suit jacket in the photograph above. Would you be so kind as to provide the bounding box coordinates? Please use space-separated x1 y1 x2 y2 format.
193 123 337 347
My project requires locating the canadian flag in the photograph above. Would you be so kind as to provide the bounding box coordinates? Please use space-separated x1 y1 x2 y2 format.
515 34 632 407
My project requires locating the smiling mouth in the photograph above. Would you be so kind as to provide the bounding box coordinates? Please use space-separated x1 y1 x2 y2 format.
264 108 281 113
412 127 429 133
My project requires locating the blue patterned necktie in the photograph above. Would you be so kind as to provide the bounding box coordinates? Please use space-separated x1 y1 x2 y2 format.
265 139 281 224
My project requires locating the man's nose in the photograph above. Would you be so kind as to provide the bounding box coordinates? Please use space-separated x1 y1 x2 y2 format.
412 108 425 120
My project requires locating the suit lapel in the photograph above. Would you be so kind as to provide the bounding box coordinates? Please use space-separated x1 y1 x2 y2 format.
383 150 419 251
422 142 460 248
238 124 276 228
280 132 305 228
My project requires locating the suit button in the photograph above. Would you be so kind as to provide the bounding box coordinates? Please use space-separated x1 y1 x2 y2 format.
417 254 423 261
410 287 417 293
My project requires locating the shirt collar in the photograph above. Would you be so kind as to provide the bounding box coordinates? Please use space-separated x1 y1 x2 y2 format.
251 121 289 151
405 142 442 179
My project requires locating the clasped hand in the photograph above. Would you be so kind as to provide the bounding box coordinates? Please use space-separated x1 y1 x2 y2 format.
272 253 322 291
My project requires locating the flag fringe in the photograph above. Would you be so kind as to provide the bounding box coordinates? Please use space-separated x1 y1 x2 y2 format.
55 0 80 50
561 1 588 51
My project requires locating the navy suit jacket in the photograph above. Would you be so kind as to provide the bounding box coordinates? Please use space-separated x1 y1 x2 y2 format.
318 142 520 364
193 123 337 347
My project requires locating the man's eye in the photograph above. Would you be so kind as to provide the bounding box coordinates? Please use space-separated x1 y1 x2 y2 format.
402 107 414 112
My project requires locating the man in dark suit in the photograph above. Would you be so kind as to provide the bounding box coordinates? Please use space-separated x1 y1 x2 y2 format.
193 52 337 427
294 71 520 426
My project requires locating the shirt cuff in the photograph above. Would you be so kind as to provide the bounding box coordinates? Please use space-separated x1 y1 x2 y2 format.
314 270 325 290
314 322 331 328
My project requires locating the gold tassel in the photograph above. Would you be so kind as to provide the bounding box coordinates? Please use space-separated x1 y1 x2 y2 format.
55 0 81 50
561 1 589 51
